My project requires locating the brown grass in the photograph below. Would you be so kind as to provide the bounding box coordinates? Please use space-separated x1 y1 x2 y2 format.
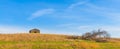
0 33 119 49
0 33 69 42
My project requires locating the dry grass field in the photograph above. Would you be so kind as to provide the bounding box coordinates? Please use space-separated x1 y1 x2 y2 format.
0 33 119 49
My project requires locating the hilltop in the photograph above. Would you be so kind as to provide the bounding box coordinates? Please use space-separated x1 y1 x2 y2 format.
0 33 119 49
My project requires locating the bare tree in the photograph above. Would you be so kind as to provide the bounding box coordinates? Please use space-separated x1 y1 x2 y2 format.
82 29 110 42
82 32 92 40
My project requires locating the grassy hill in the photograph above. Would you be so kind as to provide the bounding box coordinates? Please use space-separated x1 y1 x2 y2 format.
0 33 119 49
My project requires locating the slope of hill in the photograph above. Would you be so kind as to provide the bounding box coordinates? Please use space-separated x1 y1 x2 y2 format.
0 33 119 49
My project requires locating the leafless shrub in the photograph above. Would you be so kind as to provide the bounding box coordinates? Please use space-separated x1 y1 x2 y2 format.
68 35 81 39
81 32 92 40
82 29 110 42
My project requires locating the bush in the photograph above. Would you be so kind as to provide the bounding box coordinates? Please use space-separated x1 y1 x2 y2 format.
82 29 110 42
68 35 81 39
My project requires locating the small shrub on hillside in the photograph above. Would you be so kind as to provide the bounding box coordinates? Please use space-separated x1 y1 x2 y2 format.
82 29 110 42
67 35 81 39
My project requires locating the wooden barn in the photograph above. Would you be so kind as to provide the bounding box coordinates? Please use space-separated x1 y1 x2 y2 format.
29 28 40 33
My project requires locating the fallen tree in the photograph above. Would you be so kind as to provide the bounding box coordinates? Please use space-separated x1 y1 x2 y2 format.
82 29 110 42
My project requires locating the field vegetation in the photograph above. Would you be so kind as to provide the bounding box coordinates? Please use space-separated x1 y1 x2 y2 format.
0 33 119 49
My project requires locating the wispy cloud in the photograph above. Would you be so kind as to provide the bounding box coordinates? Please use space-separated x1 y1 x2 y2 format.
0 25 28 34
67 0 120 22
28 9 54 20
84 3 120 21
68 0 90 9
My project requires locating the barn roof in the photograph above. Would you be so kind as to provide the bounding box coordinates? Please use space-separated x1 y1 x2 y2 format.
30 28 40 31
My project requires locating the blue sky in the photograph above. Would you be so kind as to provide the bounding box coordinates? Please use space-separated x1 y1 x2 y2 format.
0 0 120 37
